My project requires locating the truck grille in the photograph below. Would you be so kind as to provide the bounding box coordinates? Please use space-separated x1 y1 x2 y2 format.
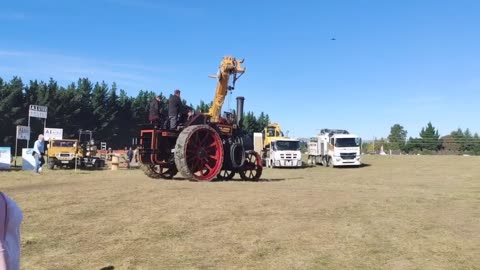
340 153 356 160
280 153 298 159
57 153 74 158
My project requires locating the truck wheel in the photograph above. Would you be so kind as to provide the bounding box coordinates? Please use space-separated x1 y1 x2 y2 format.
48 160 55 170
328 157 334 168
309 156 315 166
322 157 327 167
94 160 102 169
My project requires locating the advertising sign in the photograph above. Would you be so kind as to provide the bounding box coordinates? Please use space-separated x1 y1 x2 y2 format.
16 125 31 140
29 104 48 119
22 148 36 170
44 128 63 141
0 147 11 170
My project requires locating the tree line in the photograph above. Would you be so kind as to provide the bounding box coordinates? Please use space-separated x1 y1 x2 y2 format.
0 76 270 153
363 122 480 155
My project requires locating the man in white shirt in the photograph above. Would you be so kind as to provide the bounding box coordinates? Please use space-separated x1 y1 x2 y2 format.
32 134 45 174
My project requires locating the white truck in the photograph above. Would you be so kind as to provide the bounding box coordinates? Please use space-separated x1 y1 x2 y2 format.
308 129 361 167
266 138 303 168
253 133 303 168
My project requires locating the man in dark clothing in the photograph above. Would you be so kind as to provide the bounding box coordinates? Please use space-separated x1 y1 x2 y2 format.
167 89 183 130
149 95 163 126
126 147 133 169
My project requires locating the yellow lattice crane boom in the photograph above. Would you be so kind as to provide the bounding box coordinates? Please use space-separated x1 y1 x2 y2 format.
207 56 245 123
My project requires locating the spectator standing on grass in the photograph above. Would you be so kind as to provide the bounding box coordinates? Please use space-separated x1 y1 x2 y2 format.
32 134 45 174
133 146 139 163
127 147 133 169
107 148 113 161
0 192 23 270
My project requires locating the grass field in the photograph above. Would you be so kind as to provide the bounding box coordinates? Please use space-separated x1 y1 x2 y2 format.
1 155 479 270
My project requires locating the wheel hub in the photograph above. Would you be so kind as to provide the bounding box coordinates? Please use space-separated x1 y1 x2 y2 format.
198 148 208 159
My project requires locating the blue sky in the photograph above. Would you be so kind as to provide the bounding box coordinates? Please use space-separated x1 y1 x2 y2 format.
1 0 479 139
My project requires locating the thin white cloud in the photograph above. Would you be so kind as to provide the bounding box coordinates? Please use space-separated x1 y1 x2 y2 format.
0 49 174 91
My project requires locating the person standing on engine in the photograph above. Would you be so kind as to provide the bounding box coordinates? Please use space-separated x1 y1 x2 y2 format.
167 89 184 130
148 95 163 126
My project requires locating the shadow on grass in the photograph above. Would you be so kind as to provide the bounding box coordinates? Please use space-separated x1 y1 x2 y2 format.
266 165 310 170
259 177 291 182
165 176 288 182
329 163 372 169
0 164 26 172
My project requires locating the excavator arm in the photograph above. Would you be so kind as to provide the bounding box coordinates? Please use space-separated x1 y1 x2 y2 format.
207 56 245 123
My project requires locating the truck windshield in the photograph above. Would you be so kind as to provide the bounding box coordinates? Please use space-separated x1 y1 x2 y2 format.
266 127 284 137
273 141 300 151
335 138 360 147
52 141 76 147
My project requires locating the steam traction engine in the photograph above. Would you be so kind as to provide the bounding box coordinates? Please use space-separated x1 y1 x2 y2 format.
138 56 263 181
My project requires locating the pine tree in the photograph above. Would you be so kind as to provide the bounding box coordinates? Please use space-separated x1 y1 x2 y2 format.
242 112 257 134
419 122 440 151
91 81 109 139
0 77 25 145
75 78 94 133
387 124 407 151
463 128 474 152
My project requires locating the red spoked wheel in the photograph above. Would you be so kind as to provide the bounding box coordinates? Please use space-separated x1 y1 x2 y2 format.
175 125 224 181
141 163 177 179
239 150 262 181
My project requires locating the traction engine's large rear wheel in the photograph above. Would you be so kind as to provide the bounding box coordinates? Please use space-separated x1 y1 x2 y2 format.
175 125 224 181
239 150 262 181
141 163 177 179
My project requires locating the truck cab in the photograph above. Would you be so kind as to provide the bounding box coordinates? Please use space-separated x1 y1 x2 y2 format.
253 122 303 168
266 138 302 168
308 129 362 167
47 139 79 169
328 134 362 166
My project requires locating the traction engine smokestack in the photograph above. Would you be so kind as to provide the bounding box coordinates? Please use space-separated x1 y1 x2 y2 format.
236 96 245 127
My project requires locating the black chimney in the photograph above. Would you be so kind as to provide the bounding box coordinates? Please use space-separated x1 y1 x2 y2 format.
236 96 245 127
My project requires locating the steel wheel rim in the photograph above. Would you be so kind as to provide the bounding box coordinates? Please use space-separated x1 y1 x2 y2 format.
240 151 262 180
185 128 223 181
154 164 176 179
217 169 235 180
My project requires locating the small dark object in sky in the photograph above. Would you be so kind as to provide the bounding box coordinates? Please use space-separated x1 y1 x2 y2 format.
331 38 336 41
